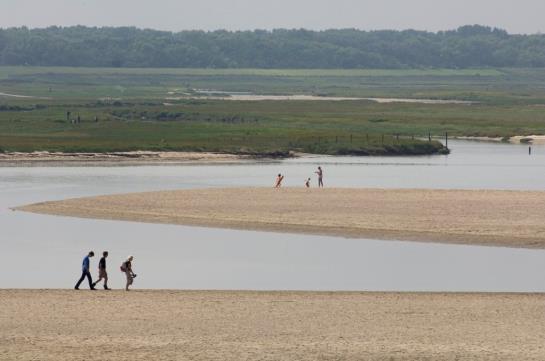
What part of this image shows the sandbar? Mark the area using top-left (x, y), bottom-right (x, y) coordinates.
top-left (0, 151), bottom-right (268, 165)
top-left (17, 187), bottom-right (545, 248)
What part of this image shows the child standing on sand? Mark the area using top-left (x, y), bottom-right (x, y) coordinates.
top-left (305, 178), bottom-right (311, 188)
top-left (275, 174), bottom-right (284, 188)
top-left (92, 251), bottom-right (110, 290)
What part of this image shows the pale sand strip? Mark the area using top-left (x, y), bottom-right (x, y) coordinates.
top-left (457, 135), bottom-right (545, 144)
top-left (0, 290), bottom-right (544, 360)
top-left (17, 188), bottom-right (545, 248)
top-left (0, 151), bottom-right (257, 164)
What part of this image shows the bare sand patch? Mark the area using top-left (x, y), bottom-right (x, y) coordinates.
top-left (0, 290), bottom-right (544, 361)
top-left (459, 135), bottom-right (545, 145)
top-left (510, 135), bottom-right (545, 145)
top-left (0, 151), bottom-right (258, 165)
top-left (17, 188), bottom-right (545, 248)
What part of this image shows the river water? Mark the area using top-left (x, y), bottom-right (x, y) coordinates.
top-left (1, 140), bottom-right (545, 291)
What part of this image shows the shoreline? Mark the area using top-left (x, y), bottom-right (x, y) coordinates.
top-left (456, 135), bottom-right (545, 144)
top-left (0, 150), bottom-right (289, 165)
top-left (0, 144), bottom-right (448, 164)
top-left (17, 187), bottom-right (545, 249)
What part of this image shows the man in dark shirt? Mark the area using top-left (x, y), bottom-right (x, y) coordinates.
top-left (75, 251), bottom-right (95, 290)
top-left (92, 251), bottom-right (110, 290)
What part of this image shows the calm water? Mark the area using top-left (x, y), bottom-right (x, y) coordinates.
top-left (1, 140), bottom-right (545, 291)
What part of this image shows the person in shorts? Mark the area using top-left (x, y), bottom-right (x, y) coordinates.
top-left (121, 255), bottom-right (136, 291)
top-left (92, 251), bottom-right (110, 290)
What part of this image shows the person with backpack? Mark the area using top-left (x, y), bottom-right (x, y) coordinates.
top-left (75, 251), bottom-right (95, 290)
top-left (120, 255), bottom-right (136, 291)
top-left (92, 251), bottom-right (110, 290)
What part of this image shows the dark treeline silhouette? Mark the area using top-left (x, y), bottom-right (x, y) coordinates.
top-left (1, 25), bottom-right (545, 69)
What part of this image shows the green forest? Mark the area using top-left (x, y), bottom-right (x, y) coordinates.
top-left (1, 25), bottom-right (545, 69)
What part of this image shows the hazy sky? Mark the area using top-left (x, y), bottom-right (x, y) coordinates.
top-left (2, 0), bottom-right (544, 34)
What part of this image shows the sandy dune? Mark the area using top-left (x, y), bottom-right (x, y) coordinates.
top-left (17, 187), bottom-right (545, 248)
top-left (0, 290), bottom-right (544, 361)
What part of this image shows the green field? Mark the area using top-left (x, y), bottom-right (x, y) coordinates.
top-left (1, 66), bottom-right (545, 155)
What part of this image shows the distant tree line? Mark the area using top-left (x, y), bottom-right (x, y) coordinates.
top-left (1, 25), bottom-right (544, 68)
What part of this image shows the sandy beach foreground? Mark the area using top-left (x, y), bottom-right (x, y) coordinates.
top-left (0, 290), bottom-right (544, 360)
top-left (18, 187), bottom-right (545, 248)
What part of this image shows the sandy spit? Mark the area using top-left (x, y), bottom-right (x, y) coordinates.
top-left (455, 135), bottom-right (545, 144)
top-left (510, 135), bottom-right (545, 145)
top-left (0, 151), bottom-right (260, 165)
top-left (17, 187), bottom-right (545, 248)
top-left (0, 290), bottom-right (544, 361)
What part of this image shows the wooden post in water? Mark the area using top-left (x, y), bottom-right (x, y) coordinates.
top-left (445, 132), bottom-right (448, 149)
top-left (428, 132), bottom-right (431, 141)
top-left (529, 146), bottom-right (532, 155)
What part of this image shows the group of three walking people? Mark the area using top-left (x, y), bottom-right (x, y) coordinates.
top-left (75, 251), bottom-right (136, 291)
